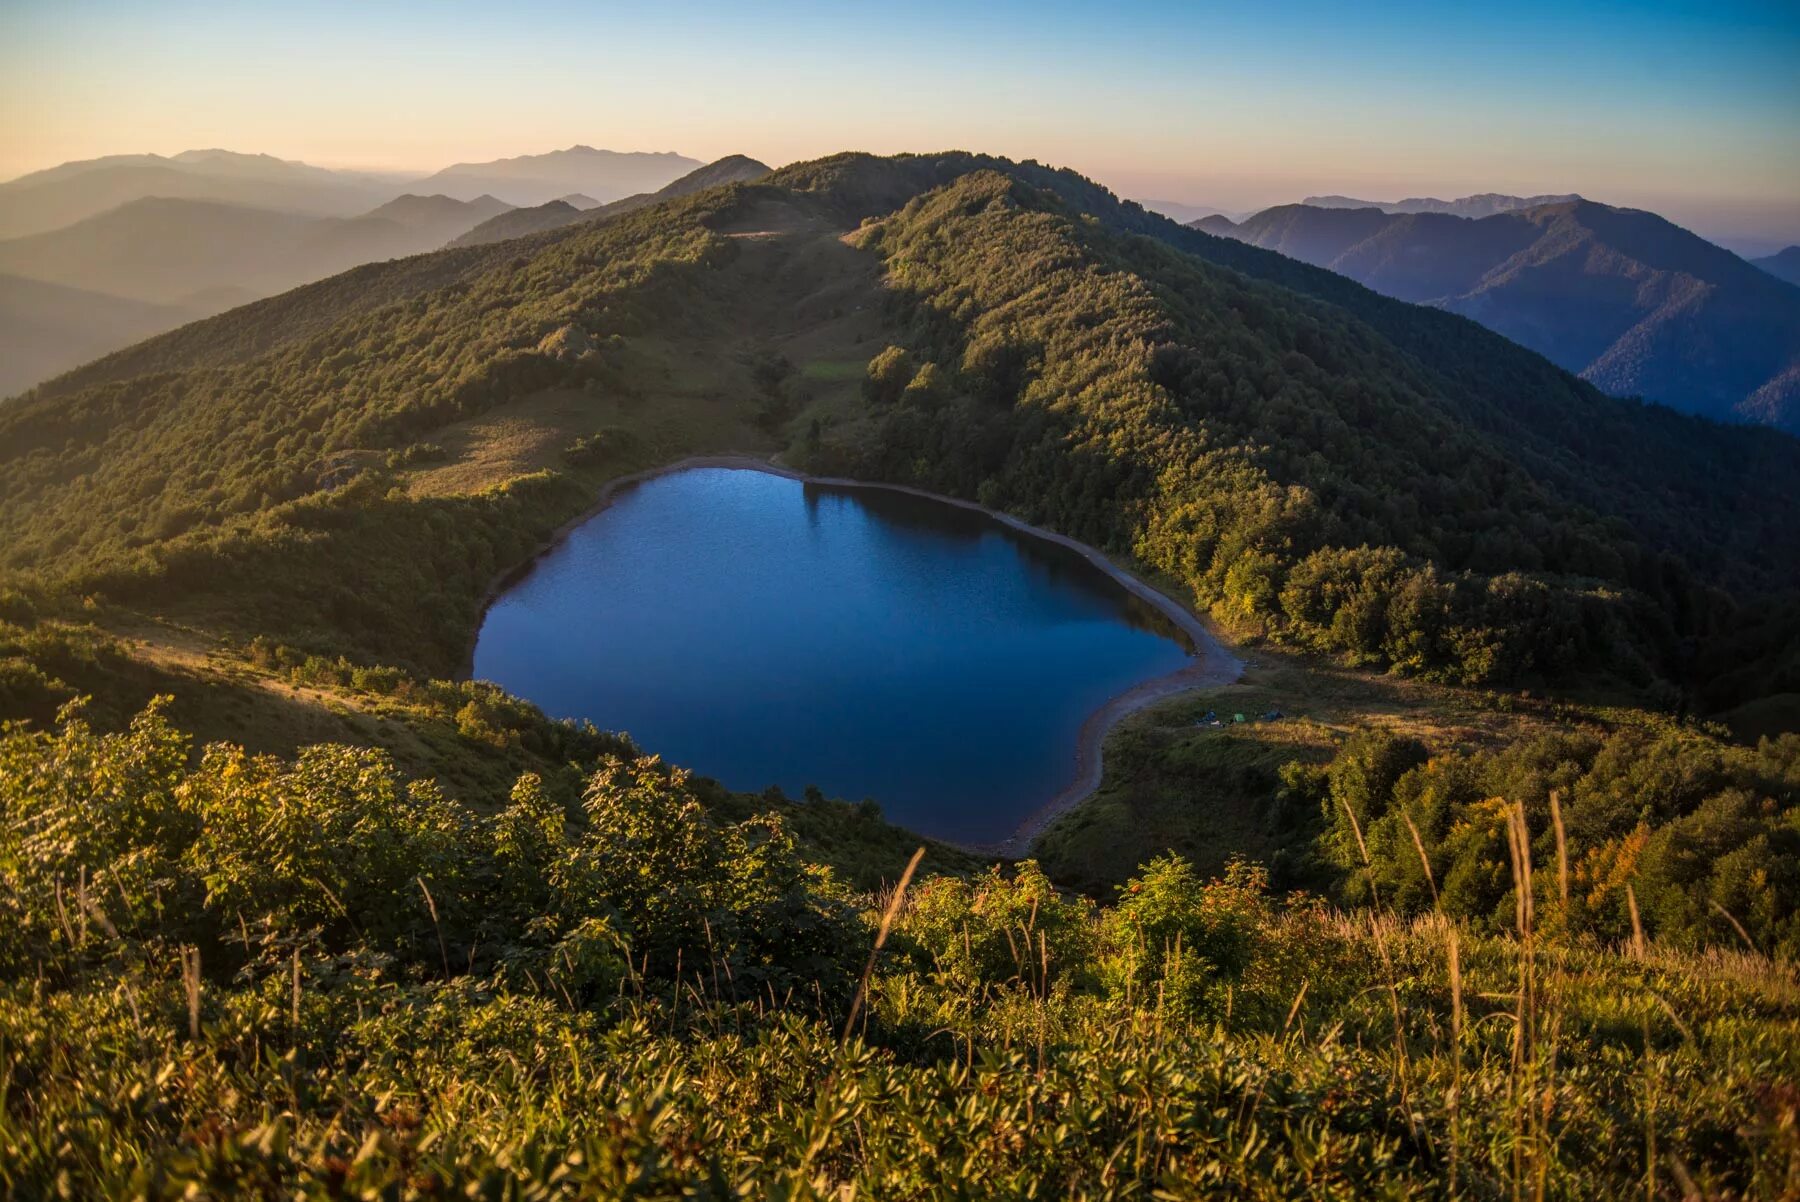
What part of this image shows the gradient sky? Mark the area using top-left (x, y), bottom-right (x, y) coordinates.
top-left (3, 0), bottom-right (1797, 242)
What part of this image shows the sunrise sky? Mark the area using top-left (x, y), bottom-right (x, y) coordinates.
top-left (4, 0), bottom-right (1797, 242)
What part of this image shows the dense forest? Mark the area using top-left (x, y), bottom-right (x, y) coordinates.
top-left (2, 151), bottom-right (1796, 1195)
top-left (791, 161), bottom-right (1800, 691)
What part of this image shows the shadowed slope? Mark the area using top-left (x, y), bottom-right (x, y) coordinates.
top-left (1199, 199), bottom-right (1800, 430)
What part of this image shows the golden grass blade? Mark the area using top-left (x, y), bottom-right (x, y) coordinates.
top-left (1548, 790), bottom-right (1569, 911)
top-left (1627, 884), bottom-right (1646, 961)
top-left (1709, 901), bottom-right (1759, 957)
top-left (1401, 810), bottom-right (1438, 907)
top-left (841, 846), bottom-right (925, 1046)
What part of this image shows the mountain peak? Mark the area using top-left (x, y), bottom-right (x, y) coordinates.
top-left (1205, 195), bottom-right (1800, 429)
top-left (416, 147), bottom-right (704, 206)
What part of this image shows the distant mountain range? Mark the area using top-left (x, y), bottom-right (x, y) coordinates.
top-left (0, 147), bottom-right (764, 396)
top-left (1133, 199), bottom-right (1250, 226)
top-left (1196, 199), bottom-right (1800, 431)
top-left (1301, 192), bottom-right (1583, 219)
top-left (1755, 246), bottom-right (1800, 287)
top-left (0, 193), bottom-right (510, 305)
top-left (450, 155), bottom-right (771, 247)
top-left (0, 275), bottom-right (205, 398)
top-left (411, 146), bottom-right (702, 206)
top-left (9, 147), bottom-right (1797, 434)
top-left (0, 145), bottom-right (706, 242)
top-left (0, 191), bottom-right (514, 394)
top-left (0, 149), bottom-right (398, 239)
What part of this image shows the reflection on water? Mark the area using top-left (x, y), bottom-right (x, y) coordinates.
top-left (473, 467), bottom-right (1192, 843)
top-left (807, 482), bottom-right (1193, 647)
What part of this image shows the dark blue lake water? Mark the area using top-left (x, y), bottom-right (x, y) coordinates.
top-left (471, 466), bottom-right (1193, 843)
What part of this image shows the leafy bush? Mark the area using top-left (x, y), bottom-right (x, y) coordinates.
top-left (3, 700), bottom-right (1795, 1197)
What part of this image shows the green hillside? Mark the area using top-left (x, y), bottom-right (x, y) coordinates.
top-left (4, 152), bottom-right (1796, 684)
top-left (3, 151), bottom-right (1797, 1196)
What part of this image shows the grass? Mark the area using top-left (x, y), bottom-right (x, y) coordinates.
top-left (798, 356), bottom-right (872, 382)
top-left (4, 851), bottom-right (1794, 1197)
top-left (1034, 643), bottom-right (1592, 896)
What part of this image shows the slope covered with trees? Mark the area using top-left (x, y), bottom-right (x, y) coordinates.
top-left (4, 152), bottom-right (1798, 693)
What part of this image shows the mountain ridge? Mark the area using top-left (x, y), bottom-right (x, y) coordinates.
top-left (5, 151), bottom-right (1797, 700)
top-left (0, 149), bottom-right (394, 238)
top-left (1197, 198), bottom-right (1800, 430)
top-left (450, 154), bottom-right (772, 248)
top-left (412, 145), bottom-right (703, 206)
top-left (0, 192), bottom-right (517, 395)
top-left (1302, 191), bottom-right (1583, 218)
top-left (0, 192), bottom-right (508, 305)
top-left (1754, 245), bottom-right (1800, 287)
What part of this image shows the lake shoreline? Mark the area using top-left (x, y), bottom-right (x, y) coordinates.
top-left (465, 453), bottom-right (1245, 857)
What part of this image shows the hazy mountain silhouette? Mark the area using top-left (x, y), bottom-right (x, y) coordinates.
top-left (1302, 192), bottom-right (1582, 219)
top-left (0, 193), bottom-right (510, 306)
top-left (362, 193), bottom-right (513, 228)
top-left (412, 145), bottom-right (701, 206)
top-left (1134, 198), bottom-right (1249, 225)
top-left (0, 274), bottom-right (203, 397)
top-left (0, 149), bottom-right (394, 239)
top-left (1198, 200), bottom-right (1800, 431)
top-left (1754, 246), bottom-right (1800, 287)
top-left (450, 155), bottom-right (771, 247)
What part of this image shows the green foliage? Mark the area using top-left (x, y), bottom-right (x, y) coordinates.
top-left (384, 441), bottom-right (446, 469)
top-left (3, 704), bottom-right (1797, 1197)
top-left (1097, 856), bottom-right (1272, 1020)
top-left (776, 161), bottom-right (1800, 699)
top-left (862, 343), bottom-right (913, 405)
top-left (4, 153), bottom-right (1795, 699)
top-left (899, 859), bottom-right (1096, 991)
top-left (1327, 725), bottom-right (1800, 955)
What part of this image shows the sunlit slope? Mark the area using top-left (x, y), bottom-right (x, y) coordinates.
top-left (2, 152), bottom-right (1796, 690)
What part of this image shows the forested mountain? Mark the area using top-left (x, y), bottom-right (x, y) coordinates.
top-left (1303, 191), bottom-right (1582, 218)
top-left (0, 148), bottom-right (395, 238)
top-left (1198, 199), bottom-right (1800, 430)
top-left (1756, 244), bottom-right (1800, 286)
top-left (450, 154), bottom-right (771, 247)
top-left (412, 145), bottom-right (701, 205)
top-left (4, 150), bottom-right (1798, 692)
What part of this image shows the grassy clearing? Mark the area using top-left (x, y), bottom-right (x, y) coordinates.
top-left (798, 356), bottom-right (871, 382)
top-left (1036, 645), bottom-right (1625, 896)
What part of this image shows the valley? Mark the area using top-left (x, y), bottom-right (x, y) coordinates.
top-left (1197, 198), bottom-right (1800, 431)
top-left (2, 147), bottom-right (1796, 1197)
